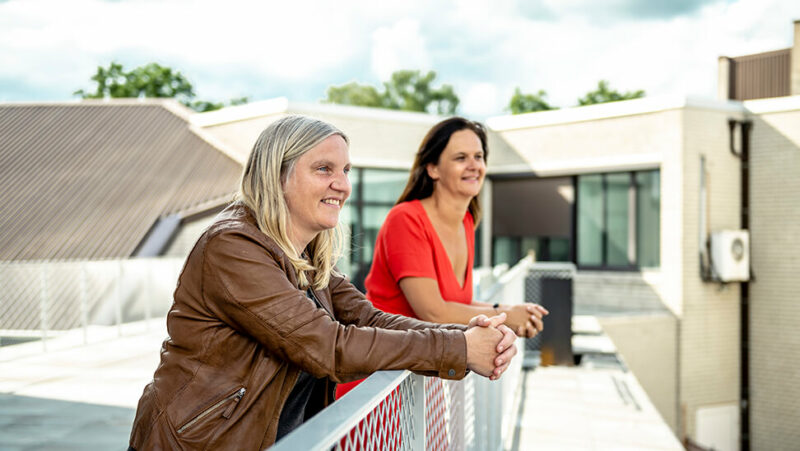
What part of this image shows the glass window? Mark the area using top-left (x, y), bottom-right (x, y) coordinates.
top-left (362, 169), bottom-right (409, 203)
top-left (493, 237), bottom-right (519, 266)
top-left (576, 170), bottom-right (660, 269)
top-left (342, 167), bottom-right (409, 290)
top-left (548, 237), bottom-right (571, 262)
top-left (577, 175), bottom-right (603, 266)
top-left (636, 170), bottom-right (660, 267)
top-left (520, 237), bottom-right (541, 261)
top-left (605, 173), bottom-right (631, 266)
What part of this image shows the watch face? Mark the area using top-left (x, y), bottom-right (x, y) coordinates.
top-left (731, 237), bottom-right (745, 262)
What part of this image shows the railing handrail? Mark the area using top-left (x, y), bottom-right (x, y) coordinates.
top-left (271, 370), bottom-right (411, 451)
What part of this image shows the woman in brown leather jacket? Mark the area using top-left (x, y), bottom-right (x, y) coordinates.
top-left (128, 115), bottom-right (517, 450)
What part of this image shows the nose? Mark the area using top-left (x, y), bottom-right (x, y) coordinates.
top-left (331, 171), bottom-right (351, 197)
top-left (468, 156), bottom-right (484, 171)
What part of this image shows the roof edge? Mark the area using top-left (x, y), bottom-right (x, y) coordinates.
top-left (743, 95), bottom-right (800, 114)
top-left (287, 101), bottom-right (445, 125)
top-left (486, 95), bottom-right (745, 131)
top-left (190, 97), bottom-right (290, 127)
top-left (190, 97), bottom-right (446, 127)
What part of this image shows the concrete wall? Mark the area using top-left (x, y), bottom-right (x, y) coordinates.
top-left (598, 313), bottom-right (679, 433)
top-left (680, 107), bottom-right (745, 443)
top-left (746, 99), bottom-right (800, 450)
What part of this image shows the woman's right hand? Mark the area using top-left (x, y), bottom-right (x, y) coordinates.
top-left (503, 304), bottom-right (549, 338)
top-left (464, 325), bottom-right (504, 378)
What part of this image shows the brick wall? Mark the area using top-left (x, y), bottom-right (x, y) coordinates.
top-left (574, 270), bottom-right (667, 314)
top-left (680, 107), bottom-right (744, 442)
top-left (747, 105), bottom-right (800, 450)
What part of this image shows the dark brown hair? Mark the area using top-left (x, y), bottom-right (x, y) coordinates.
top-left (396, 117), bottom-right (488, 225)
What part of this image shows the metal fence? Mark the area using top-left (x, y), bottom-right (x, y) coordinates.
top-left (272, 256), bottom-right (533, 451)
top-left (0, 258), bottom-right (183, 349)
top-left (523, 262), bottom-right (576, 353)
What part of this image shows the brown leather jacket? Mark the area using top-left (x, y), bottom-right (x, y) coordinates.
top-left (129, 204), bottom-right (468, 450)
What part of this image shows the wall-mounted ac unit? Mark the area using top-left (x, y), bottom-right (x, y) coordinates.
top-left (711, 230), bottom-right (750, 282)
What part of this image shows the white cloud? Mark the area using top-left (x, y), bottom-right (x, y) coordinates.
top-left (370, 20), bottom-right (430, 81)
top-left (1, 0), bottom-right (799, 114)
top-left (460, 82), bottom-right (500, 118)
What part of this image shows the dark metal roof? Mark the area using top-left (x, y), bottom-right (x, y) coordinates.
top-left (0, 100), bottom-right (242, 260)
top-left (726, 48), bottom-right (791, 100)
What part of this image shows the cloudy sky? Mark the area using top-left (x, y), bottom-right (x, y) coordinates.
top-left (1, 0), bottom-right (799, 118)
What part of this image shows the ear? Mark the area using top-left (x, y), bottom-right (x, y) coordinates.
top-left (426, 163), bottom-right (440, 181)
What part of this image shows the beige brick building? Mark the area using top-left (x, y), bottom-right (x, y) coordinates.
top-left (188, 85), bottom-right (797, 450)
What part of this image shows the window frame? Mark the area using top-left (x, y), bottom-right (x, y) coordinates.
top-left (573, 169), bottom-right (659, 271)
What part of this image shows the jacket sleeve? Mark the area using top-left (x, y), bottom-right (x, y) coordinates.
top-left (201, 230), bottom-right (468, 383)
top-left (328, 272), bottom-right (467, 332)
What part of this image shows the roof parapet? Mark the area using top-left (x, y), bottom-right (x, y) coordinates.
top-left (486, 95), bottom-right (744, 131)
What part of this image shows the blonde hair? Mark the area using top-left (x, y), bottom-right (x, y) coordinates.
top-left (236, 115), bottom-right (349, 290)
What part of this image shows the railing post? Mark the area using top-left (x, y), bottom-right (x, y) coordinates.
top-left (411, 373), bottom-right (426, 450)
top-left (144, 260), bottom-right (151, 329)
top-left (80, 263), bottom-right (88, 344)
top-left (116, 261), bottom-right (123, 337)
top-left (473, 376), bottom-right (486, 449)
top-left (39, 265), bottom-right (48, 352)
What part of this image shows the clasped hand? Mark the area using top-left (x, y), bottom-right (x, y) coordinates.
top-left (464, 313), bottom-right (518, 380)
top-left (505, 303), bottom-right (549, 339)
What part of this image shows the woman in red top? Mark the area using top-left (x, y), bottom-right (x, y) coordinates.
top-left (336, 117), bottom-right (548, 399)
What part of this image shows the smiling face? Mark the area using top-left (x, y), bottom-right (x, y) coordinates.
top-left (283, 134), bottom-right (351, 252)
top-left (426, 129), bottom-right (486, 199)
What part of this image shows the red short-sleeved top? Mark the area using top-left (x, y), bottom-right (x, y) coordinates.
top-left (365, 199), bottom-right (474, 318)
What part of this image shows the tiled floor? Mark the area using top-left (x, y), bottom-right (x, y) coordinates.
top-left (0, 317), bottom-right (683, 450)
top-left (0, 321), bottom-right (165, 450)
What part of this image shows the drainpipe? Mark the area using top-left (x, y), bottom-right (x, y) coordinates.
top-left (728, 118), bottom-right (752, 451)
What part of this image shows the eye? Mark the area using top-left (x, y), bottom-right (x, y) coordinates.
top-left (317, 166), bottom-right (331, 173)
top-left (343, 166), bottom-right (351, 175)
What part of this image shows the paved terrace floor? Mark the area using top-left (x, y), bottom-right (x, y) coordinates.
top-left (0, 318), bottom-right (682, 450)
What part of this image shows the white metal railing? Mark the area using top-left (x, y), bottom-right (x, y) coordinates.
top-left (272, 256), bottom-right (533, 451)
top-left (0, 258), bottom-right (183, 351)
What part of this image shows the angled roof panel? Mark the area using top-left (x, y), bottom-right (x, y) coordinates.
top-left (0, 101), bottom-right (242, 261)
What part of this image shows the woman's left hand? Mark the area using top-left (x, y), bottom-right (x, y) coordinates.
top-left (468, 313), bottom-right (518, 380)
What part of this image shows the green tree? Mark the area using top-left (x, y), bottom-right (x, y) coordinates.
top-left (577, 80), bottom-right (644, 106)
top-left (75, 62), bottom-right (247, 112)
top-left (325, 70), bottom-right (459, 115)
top-left (326, 82), bottom-right (384, 108)
top-left (508, 87), bottom-right (556, 114)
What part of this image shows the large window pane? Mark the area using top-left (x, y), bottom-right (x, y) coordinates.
top-left (637, 170), bottom-right (660, 267)
top-left (493, 236), bottom-right (519, 266)
top-left (362, 169), bottom-right (409, 203)
top-left (520, 237), bottom-right (541, 261)
top-left (577, 174), bottom-right (603, 265)
top-left (358, 205), bottom-right (393, 277)
top-left (548, 237), bottom-right (570, 262)
top-left (605, 173), bottom-right (631, 266)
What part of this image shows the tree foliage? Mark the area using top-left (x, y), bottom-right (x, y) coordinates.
top-left (326, 70), bottom-right (459, 115)
top-left (508, 87), bottom-right (556, 114)
top-left (74, 62), bottom-right (247, 112)
top-left (577, 80), bottom-right (644, 106)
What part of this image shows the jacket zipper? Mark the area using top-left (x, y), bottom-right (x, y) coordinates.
top-left (177, 387), bottom-right (246, 433)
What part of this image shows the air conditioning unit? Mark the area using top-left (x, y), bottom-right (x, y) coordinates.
top-left (710, 230), bottom-right (750, 282)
